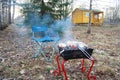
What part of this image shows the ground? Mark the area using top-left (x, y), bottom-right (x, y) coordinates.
top-left (0, 24), bottom-right (120, 80)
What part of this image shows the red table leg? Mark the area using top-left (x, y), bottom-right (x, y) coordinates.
top-left (87, 59), bottom-right (96, 80)
top-left (54, 56), bottom-right (96, 80)
top-left (81, 59), bottom-right (86, 73)
top-left (54, 55), bottom-right (62, 76)
top-left (62, 60), bottom-right (68, 80)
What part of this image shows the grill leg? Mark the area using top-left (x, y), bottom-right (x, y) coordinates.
top-left (87, 59), bottom-right (96, 80)
top-left (62, 60), bottom-right (68, 80)
top-left (81, 59), bottom-right (86, 73)
top-left (54, 56), bottom-right (96, 80)
top-left (54, 55), bottom-right (62, 76)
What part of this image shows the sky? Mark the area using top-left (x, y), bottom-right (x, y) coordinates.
top-left (12, 0), bottom-right (116, 18)
top-left (73, 0), bottom-right (115, 11)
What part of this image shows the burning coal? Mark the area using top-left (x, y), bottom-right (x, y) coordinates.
top-left (58, 41), bottom-right (87, 50)
top-left (58, 41), bottom-right (93, 60)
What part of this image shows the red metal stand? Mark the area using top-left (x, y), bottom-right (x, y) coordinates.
top-left (54, 55), bottom-right (96, 80)
top-left (54, 55), bottom-right (62, 76)
top-left (87, 59), bottom-right (96, 80)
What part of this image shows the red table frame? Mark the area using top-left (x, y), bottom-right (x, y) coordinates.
top-left (54, 55), bottom-right (96, 80)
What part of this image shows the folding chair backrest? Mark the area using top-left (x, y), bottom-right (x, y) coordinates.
top-left (32, 26), bottom-right (48, 39)
top-left (32, 25), bottom-right (48, 32)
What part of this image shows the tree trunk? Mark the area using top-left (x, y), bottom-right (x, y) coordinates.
top-left (8, 0), bottom-right (11, 24)
top-left (87, 0), bottom-right (92, 34)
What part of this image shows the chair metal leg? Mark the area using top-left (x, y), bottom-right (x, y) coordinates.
top-left (33, 42), bottom-right (42, 58)
top-left (41, 42), bottom-right (55, 62)
top-left (41, 50), bottom-right (54, 62)
top-left (53, 42), bottom-right (59, 54)
top-left (34, 48), bottom-right (42, 58)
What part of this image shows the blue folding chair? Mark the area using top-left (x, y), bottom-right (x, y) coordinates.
top-left (32, 25), bottom-right (59, 62)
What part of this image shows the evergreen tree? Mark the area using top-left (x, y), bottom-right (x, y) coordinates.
top-left (21, 0), bottom-right (72, 22)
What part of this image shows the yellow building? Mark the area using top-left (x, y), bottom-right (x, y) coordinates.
top-left (72, 8), bottom-right (104, 26)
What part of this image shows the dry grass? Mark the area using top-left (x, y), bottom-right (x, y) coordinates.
top-left (72, 25), bottom-right (120, 79)
top-left (0, 24), bottom-right (120, 80)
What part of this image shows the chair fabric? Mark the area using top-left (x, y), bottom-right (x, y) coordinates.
top-left (32, 25), bottom-right (59, 62)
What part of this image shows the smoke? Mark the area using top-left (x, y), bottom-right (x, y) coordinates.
top-left (23, 13), bottom-right (54, 27)
top-left (13, 13), bottom-right (75, 42)
top-left (50, 17), bottom-right (75, 41)
top-left (13, 15), bottom-right (31, 37)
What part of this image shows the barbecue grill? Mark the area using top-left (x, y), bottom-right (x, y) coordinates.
top-left (54, 41), bottom-right (96, 80)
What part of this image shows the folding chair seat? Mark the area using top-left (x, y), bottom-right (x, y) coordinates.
top-left (32, 25), bottom-right (59, 62)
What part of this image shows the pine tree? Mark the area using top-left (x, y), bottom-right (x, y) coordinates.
top-left (22, 0), bottom-right (72, 21)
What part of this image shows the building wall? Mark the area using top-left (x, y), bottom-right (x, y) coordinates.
top-left (72, 9), bottom-right (94, 24)
top-left (72, 9), bottom-right (83, 24)
top-left (82, 11), bottom-right (89, 23)
top-left (72, 8), bottom-right (104, 25)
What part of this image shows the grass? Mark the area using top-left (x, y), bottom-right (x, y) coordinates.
top-left (0, 24), bottom-right (120, 79)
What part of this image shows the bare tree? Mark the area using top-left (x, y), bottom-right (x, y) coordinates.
top-left (106, 0), bottom-right (120, 24)
top-left (87, 0), bottom-right (92, 34)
